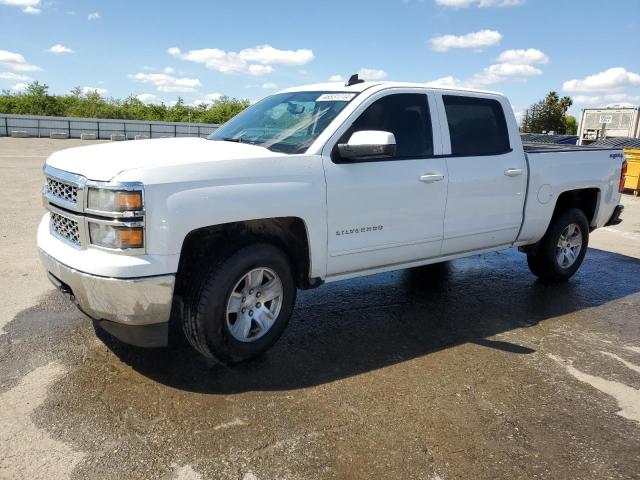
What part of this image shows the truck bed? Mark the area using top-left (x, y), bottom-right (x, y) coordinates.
top-left (523, 143), bottom-right (617, 154)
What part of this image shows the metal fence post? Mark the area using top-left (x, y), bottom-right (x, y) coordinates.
top-left (68, 120), bottom-right (71, 138)
top-left (37, 118), bottom-right (41, 138)
top-left (174, 124), bottom-right (177, 137)
top-left (124, 122), bottom-right (127, 140)
top-left (149, 123), bottom-right (152, 138)
top-left (97, 121), bottom-right (100, 139)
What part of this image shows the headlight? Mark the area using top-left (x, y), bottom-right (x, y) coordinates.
top-left (87, 187), bottom-right (143, 214)
top-left (89, 222), bottom-right (144, 249)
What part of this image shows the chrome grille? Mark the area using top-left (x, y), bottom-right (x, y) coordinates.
top-left (46, 177), bottom-right (79, 204)
top-left (50, 212), bottom-right (81, 246)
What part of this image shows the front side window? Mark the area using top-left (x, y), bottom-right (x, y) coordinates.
top-left (209, 92), bottom-right (355, 154)
top-left (338, 93), bottom-right (434, 159)
top-left (443, 95), bottom-right (510, 156)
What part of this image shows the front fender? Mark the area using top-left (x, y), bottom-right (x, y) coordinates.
top-left (116, 155), bottom-right (328, 279)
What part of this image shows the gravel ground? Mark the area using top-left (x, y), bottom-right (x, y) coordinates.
top-left (1, 137), bottom-right (639, 480)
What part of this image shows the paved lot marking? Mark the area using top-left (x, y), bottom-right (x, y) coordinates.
top-left (601, 351), bottom-right (640, 374)
top-left (172, 464), bottom-right (203, 480)
top-left (0, 362), bottom-right (84, 480)
top-left (549, 353), bottom-right (640, 424)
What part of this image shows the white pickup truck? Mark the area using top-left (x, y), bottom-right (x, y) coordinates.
top-left (38, 76), bottom-right (626, 363)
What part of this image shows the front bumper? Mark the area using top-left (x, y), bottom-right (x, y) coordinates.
top-left (39, 249), bottom-right (175, 347)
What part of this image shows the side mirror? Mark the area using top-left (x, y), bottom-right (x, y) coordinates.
top-left (338, 130), bottom-right (396, 160)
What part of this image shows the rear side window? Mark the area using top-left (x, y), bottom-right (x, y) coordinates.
top-left (340, 93), bottom-right (434, 159)
top-left (443, 95), bottom-right (510, 156)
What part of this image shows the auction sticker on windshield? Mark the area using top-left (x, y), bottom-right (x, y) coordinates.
top-left (317, 93), bottom-right (357, 102)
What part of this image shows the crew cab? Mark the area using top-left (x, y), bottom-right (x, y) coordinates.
top-left (38, 77), bottom-right (626, 363)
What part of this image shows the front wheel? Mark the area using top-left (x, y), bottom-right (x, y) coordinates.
top-left (526, 208), bottom-right (589, 282)
top-left (183, 243), bottom-right (296, 364)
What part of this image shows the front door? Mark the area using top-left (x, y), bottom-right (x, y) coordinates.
top-left (322, 91), bottom-right (448, 276)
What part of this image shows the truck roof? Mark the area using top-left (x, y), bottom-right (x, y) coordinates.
top-left (281, 81), bottom-right (504, 97)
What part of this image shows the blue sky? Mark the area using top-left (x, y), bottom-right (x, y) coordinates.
top-left (1, 0), bottom-right (639, 119)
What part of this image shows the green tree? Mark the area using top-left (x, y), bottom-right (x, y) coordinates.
top-left (520, 91), bottom-right (574, 134)
top-left (0, 81), bottom-right (249, 124)
top-left (565, 115), bottom-right (578, 135)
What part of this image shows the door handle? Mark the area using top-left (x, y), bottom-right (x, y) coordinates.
top-left (419, 173), bottom-right (445, 183)
top-left (504, 168), bottom-right (524, 177)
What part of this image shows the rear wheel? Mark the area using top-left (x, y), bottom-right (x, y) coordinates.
top-left (526, 208), bottom-right (589, 282)
top-left (182, 243), bottom-right (296, 364)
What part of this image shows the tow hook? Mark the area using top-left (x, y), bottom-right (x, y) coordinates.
top-left (47, 272), bottom-right (78, 305)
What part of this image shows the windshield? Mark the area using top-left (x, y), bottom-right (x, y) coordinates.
top-left (208, 91), bottom-right (356, 154)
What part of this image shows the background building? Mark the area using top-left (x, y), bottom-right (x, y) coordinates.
top-left (577, 107), bottom-right (640, 145)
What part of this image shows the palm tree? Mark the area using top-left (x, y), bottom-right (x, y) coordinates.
top-left (560, 96), bottom-right (573, 114)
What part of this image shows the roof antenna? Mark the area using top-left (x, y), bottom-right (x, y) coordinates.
top-left (345, 73), bottom-right (365, 87)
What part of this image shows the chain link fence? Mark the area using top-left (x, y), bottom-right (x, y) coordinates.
top-left (0, 113), bottom-right (219, 140)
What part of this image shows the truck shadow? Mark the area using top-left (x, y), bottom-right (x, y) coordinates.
top-left (97, 247), bottom-right (640, 393)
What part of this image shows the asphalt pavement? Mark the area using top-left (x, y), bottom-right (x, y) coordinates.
top-left (1, 137), bottom-right (639, 480)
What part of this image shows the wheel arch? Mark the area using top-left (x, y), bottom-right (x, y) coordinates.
top-left (174, 217), bottom-right (317, 300)
top-left (551, 187), bottom-right (600, 228)
top-left (519, 187), bottom-right (599, 256)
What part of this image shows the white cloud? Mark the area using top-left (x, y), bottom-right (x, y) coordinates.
top-left (480, 63), bottom-right (542, 79)
top-left (435, 0), bottom-right (523, 7)
top-left (66, 10), bottom-right (76, 15)
top-left (328, 74), bottom-right (344, 82)
top-left (573, 93), bottom-right (640, 107)
top-left (162, 67), bottom-right (175, 74)
top-left (0, 49), bottom-right (40, 71)
top-left (427, 65), bottom-right (540, 89)
top-left (48, 44), bottom-right (74, 54)
top-left (136, 93), bottom-right (160, 104)
top-left (496, 48), bottom-right (548, 65)
top-left (0, 71), bottom-right (30, 81)
top-left (261, 82), bottom-right (278, 89)
top-left (12, 82), bottom-right (28, 91)
top-left (425, 76), bottom-right (462, 88)
top-left (0, 0), bottom-right (41, 14)
top-left (248, 64), bottom-right (274, 76)
top-left (192, 92), bottom-right (223, 106)
top-left (427, 63), bottom-right (541, 88)
top-left (129, 72), bottom-right (202, 92)
top-left (430, 29), bottom-right (502, 52)
top-left (427, 46), bottom-right (548, 88)
top-left (87, 11), bottom-right (100, 20)
top-left (168, 44), bottom-right (314, 76)
top-left (238, 45), bottom-right (314, 66)
top-left (82, 86), bottom-right (108, 96)
top-left (562, 67), bottom-right (640, 93)
top-left (358, 68), bottom-right (387, 80)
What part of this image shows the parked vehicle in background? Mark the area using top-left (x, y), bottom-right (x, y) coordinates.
top-left (38, 75), bottom-right (626, 363)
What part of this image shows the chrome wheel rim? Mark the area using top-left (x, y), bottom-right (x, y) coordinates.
top-left (556, 223), bottom-right (583, 269)
top-left (225, 267), bottom-right (283, 342)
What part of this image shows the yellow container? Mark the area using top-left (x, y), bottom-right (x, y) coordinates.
top-left (624, 148), bottom-right (640, 196)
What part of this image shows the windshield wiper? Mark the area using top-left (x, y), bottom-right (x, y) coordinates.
top-left (221, 137), bottom-right (242, 143)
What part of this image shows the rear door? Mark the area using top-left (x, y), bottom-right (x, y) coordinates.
top-left (436, 93), bottom-right (527, 255)
top-left (322, 90), bottom-right (448, 276)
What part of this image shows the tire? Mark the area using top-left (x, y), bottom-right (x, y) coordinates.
top-left (183, 243), bottom-right (296, 364)
top-left (526, 208), bottom-right (589, 282)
